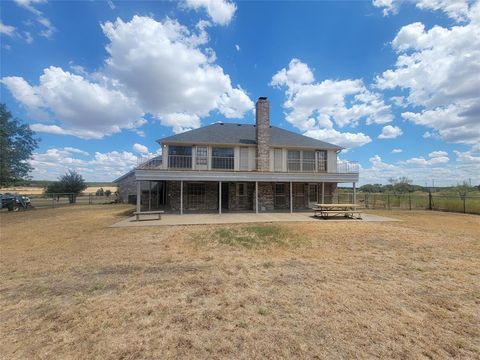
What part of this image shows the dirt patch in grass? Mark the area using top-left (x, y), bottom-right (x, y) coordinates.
top-left (0, 206), bottom-right (479, 359)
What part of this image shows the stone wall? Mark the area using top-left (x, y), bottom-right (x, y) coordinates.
top-left (228, 182), bottom-right (255, 211)
top-left (258, 182), bottom-right (274, 211)
top-left (116, 171), bottom-right (136, 203)
top-left (255, 97), bottom-right (270, 171)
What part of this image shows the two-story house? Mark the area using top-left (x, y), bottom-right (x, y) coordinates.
top-left (115, 97), bottom-right (359, 214)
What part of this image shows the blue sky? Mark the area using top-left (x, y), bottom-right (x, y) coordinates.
top-left (1, 0), bottom-right (479, 185)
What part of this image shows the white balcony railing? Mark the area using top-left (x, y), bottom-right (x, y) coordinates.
top-left (137, 155), bottom-right (359, 174)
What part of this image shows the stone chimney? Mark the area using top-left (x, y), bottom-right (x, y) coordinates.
top-left (256, 97), bottom-right (270, 171)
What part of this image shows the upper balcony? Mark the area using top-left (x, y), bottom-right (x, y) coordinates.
top-left (137, 155), bottom-right (359, 174)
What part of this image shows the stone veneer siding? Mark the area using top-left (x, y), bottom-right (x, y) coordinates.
top-left (116, 172), bottom-right (136, 203)
top-left (255, 98), bottom-right (270, 172)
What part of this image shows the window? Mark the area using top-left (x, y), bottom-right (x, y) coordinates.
top-left (287, 150), bottom-right (301, 172)
top-left (168, 146), bottom-right (192, 168)
top-left (275, 183), bottom-right (286, 194)
top-left (303, 151), bottom-right (315, 172)
top-left (317, 150), bottom-right (327, 172)
top-left (239, 148), bottom-right (249, 170)
top-left (212, 147), bottom-right (234, 169)
top-left (237, 183), bottom-right (246, 196)
top-left (196, 146), bottom-right (207, 165)
top-left (186, 183), bottom-right (206, 210)
top-left (274, 148), bottom-right (283, 172)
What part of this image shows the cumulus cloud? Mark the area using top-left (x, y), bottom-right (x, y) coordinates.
top-left (29, 148), bottom-right (140, 181)
top-left (271, 58), bottom-right (391, 148)
top-left (392, 148), bottom-right (403, 153)
top-left (101, 16), bottom-right (253, 132)
top-left (304, 129), bottom-right (372, 149)
top-left (182, 0), bottom-right (237, 25)
top-left (133, 143), bottom-right (149, 154)
top-left (2, 67), bottom-right (145, 139)
top-left (2, 15), bottom-right (253, 138)
top-left (235, 44), bottom-right (240, 51)
top-left (404, 151), bottom-right (450, 166)
top-left (378, 125), bottom-right (403, 139)
top-left (375, 1), bottom-right (480, 149)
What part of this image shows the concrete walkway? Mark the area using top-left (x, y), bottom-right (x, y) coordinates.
top-left (110, 212), bottom-right (399, 227)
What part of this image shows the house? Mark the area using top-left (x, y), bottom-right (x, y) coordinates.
top-left (115, 97), bottom-right (359, 214)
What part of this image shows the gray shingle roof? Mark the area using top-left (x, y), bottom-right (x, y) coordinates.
top-left (157, 123), bottom-right (342, 150)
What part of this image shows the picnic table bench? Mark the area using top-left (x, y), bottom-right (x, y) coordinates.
top-left (313, 203), bottom-right (362, 219)
top-left (133, 210), bottom-right (164, 221)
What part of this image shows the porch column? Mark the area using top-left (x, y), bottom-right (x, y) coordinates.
top-left (219, 181), bottom-right (222, 214)
top-left (136, 181), bottom-right (141, 213)
top-left (290, 181), bottom-right (293, 214)
top-left (321, 182), bottom-right (325, 203)
top-left (180, 180), bottom-right (183, 215)
top-left (255, 181), bottom-right (258, 214)
top-left (353, 182), bottom-right (356, 204)
top-left (148, 181), bottom-right (152, 211)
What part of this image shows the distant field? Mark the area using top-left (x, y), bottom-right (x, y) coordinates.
top-left (0, 186), bottom-right (118, 195)
top-left (1, 206), bottom-right (478, 359)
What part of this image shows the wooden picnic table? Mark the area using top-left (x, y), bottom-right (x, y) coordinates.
top-left (313, 203), bottom-right (362, 219)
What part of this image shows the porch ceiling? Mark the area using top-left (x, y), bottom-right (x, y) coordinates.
top-left (135, 169), bottom-right (359, 183)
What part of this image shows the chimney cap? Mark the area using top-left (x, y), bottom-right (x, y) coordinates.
top-left (258, 96), bottom-right (268, 101)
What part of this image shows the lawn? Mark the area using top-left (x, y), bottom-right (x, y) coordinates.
top-left (1, 206), bottom-right (479, 359)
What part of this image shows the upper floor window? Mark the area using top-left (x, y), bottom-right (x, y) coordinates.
top-left (212, 147), bottom-right (234, 169)
top-left (317, 150), bottom-right (327, 172)
top-left (287, 150), bottom-right (301, 172)
top-left (168, 146), bottom-right (192, 169)
top-left (196, 146), bottom-right (208, 165)
top-left (303, 151), bottom-right (315, 172)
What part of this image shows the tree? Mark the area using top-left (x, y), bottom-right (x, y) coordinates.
top-left (96, 187), bottom-right (105, 196)
top-left (105, 189), bottom-right (112, 197)
top-left (0, 103), bottom-right (39, 186)
top-left (388, 176), bottom-right (414, 194)
top-left (46, 170), bottom-right (87, 203)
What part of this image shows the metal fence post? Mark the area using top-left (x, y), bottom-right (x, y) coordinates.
top-left (387, 194), bottom-right (390, 210)
top-left (52, 195), bottom-right (55, 208)
top-left (428, 191), bottom-right (432, 210)
top-left (409, 195), bottom-right (412, 210)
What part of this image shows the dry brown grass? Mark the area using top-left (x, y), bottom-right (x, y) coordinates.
top-left (1, 206), bottom-right (479, 359)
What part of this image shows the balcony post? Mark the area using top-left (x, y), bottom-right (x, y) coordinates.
top-left (353, 182), bottom-right (356, 204)
top-left (322, 182), bottom-right (325, 204)
top-left (136, 181), bottom-right (141, 213)
top-left (255, 181), bottom-right (258, 214)
top-left (180, 180), bottom-right (183, 215)
top-left (219, 181), bottom-right (222, 214)
top-left (148, 180), bottom-right (152, 211)
top-left (290, 181), bottom-right (293, 213)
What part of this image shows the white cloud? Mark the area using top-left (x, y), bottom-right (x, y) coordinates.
top-left (360, 153), bottom-right (479, 186)
top-left (235, 44), bottom-right (240, 51)
top-left (271, 59), bottom-right (392, 149)
top-left (404, 151), bottom-right (450, 166)
top-left (0, 22), bottom-right (16, 36)
top-left (372, 0), bottom-right (472, 21)
top-left (304, 129), bottom-right (372, 149)
top-left (2, 67), bottom-right (145, 139)
top-left (429, 150), bottom-right (448, 158)
top-left (272, 59), bottom-right (393, 130)
top-left (101, 16), bottom-right (253, 130)
top-left (378, 125), bottom-right (403, 139)
top-left (392, 148), bottom-right (403, 153)
top-left (14, 0), bottom-right (55, 38)
top-left (29, 148), bottom-right (140, 181)
top-left (133, 143), bottom-right (149, 154)
top-left (182, 0), bottom-right (237, 26)
top-left (454, 150), bottom-right (480, 163)
top-left (376, 1), bottom-right (480, 149)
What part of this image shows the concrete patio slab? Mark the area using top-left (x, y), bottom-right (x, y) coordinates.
top-left (110, 212), bottom-right (399, 227)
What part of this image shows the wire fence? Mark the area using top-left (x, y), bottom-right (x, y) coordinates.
top-left (23, 193), bottom-right (118, 209)
top-left (335, 192), bottom-right (480, 215)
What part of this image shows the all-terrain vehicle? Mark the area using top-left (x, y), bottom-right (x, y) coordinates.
top-left (0, 193), bottom-right (31, 211)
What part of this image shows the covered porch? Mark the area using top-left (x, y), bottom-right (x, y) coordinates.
top-left (134, 180), bottom-right (357, 215)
